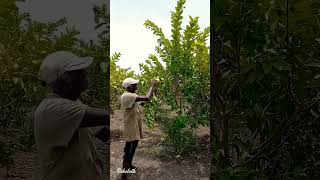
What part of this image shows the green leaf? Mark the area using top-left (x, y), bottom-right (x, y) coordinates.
top-left (263, 63), bottom-right (273, 74)
top-left (273, 60), bottom-right (291, 71)
top-left (100, 62), bottom-right (108, 73)
top-left (306, 62), bottom-right (320, 68)
top-left (314, 74), bottom-right (320, 79)
top-left (12, 77), bottom-right (19, 84)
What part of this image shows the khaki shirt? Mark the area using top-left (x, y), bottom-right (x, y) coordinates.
top-left (120, 92), bottom-right (144, 142)
top-left (34, 94), bottom-right (103, 180)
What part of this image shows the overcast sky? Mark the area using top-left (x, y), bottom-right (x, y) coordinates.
top-left (111, 0), bottom-right (210, 73)
top-left (17, 0), bottom-right (107, 42)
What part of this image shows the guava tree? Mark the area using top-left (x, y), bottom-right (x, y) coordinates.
top-left (139, 0), bottom-right (210, 154)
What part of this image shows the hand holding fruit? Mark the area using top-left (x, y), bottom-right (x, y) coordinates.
top-left (151, 79), bottom-right (158, 87)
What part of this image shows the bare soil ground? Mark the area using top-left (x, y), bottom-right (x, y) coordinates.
top-left (0, 110), bottom-right (210, 180)
top-left (110, 110), bottom-right (210, 180)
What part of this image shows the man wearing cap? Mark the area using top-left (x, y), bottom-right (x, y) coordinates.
top-left (120, 77), bottom-right (157, 176)
top-left (34, 51), bottom-right (109, 180)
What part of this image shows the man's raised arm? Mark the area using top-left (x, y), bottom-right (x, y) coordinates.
top-left (80, 106), bottom-right (110, 127)
top-left (136, 80), bottom-right (157, 102)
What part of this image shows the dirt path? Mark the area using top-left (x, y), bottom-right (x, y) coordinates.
top-left (110, 110), bottom-right (210, 180)
top-left (0, 110), bottom-right (210, 180)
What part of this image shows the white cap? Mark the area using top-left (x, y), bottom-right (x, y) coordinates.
top-left (38, 51), bottom-right (93, 85)
top-left (122, 77), bottom-right (139, 88)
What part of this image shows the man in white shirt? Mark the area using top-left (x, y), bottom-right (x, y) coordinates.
top-left (120, 78), bottom-right (157, 178)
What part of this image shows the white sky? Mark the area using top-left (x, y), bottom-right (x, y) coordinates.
top-left (111, 0), bottom-right (210, 73)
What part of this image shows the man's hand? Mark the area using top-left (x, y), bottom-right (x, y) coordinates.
top-left (135, 80), bottom-right (158, 102)
top-left (140, 131), bottom-right (144, 139)
top-left (151, 79), bottom-right (158, 87)
top-left (150, 79), bottom-right (158, 94)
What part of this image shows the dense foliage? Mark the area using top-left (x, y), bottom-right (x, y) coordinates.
top-left (141, 0), bottom-right (210, 155)
top-left (110, 0), bottom-right (210, 155)
top-left (0, 0), bottom-right (109, 171)
top-left (211, 0), bottom-right (320, 179)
